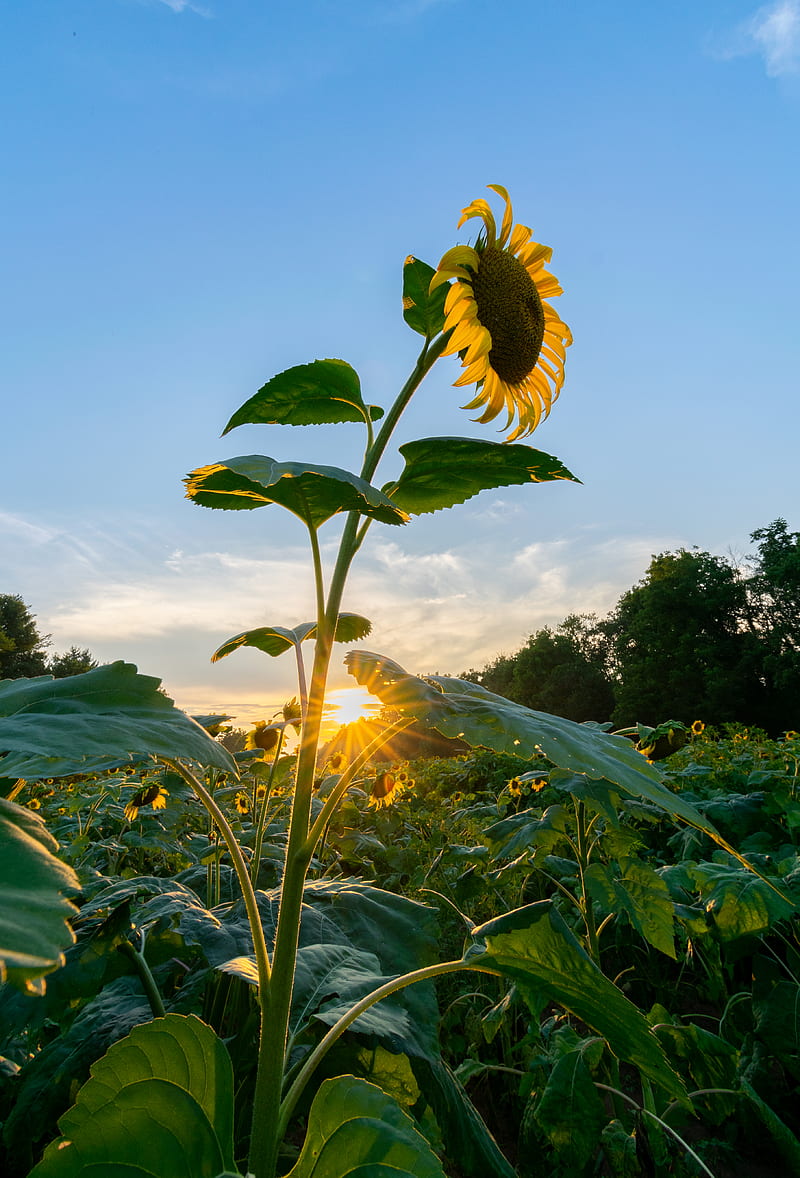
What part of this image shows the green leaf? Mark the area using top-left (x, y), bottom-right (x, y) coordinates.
top-left (185, 456), bottom-right (409, 528)
top-left (484, 804), bottom-right (569, 863)
top-left (212, 614), bottom-right (372, 662)
top-left (0, 798), bottom-right (79, 994)
top-left (410, 1057), bottom-right (516, 1178)
top-left (741, 1078), bottom-right (800, 1171)
top-left (467, 901), bottom-right (685, 1099)
top-left (343, 652), bottom-right (715, 827)
top-left (222, 358), bottom-right (383, 433)
top-left (386, 437), bottom-right (579, 515)
top-left (402, 257), bottom-right (448, 339)
top-left (286, 1075), bottom-right (446, 1178)
top-left (584, 858), bottom-right (676, 958)
top-left (31, 1014), bottom-right (236, 1178)
top-left (0, 662), bottom-right (236, 779)
top-left (688, 860), bottom-right (795, 940)
top-left (534, 1048), bottom-right (607, 1169)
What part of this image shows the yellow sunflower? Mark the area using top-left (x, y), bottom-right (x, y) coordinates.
top-left (432, 184), bottom-right (572, 441)
top-left (234, 791), bottom-right (251, 815)
top-left (369, 771), bottom-right (407, 810)
top-left (124, 784), bottom-right (169, 822)
top-left (691, 720), bottom-right (705, 736)
top-left (245, 721), bottom-right (279, 754)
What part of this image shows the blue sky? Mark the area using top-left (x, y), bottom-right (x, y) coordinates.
top-left (2, 0), bottom-right (799, 727)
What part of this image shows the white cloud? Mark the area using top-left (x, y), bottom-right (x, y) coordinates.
top-left (145, 0), bottom-right (212, 16)
top-left (716, 1), bottom-right (800, 77)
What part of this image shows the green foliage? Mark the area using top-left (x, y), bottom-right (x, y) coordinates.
top-left (0, 596), bottom-right (50, 679)
top-left (185, 456), bottom-right (409, 528)
top-left (30, 1015), bottom-right (236, 1178)
top-left (0, 799), bottom-right (79, 994)
top-left (222, 358), bottom-right (383, 433)
top-left (385, 438), bottom-right (578, 515)
top-left (0, 662), bottom-right (236, 780)
top-left (286, 1075), bottom-right (445, 1178)
top-left (212, 615), bottom-right (372, 663)
top-left (402, 257), bottom-right (448, 339)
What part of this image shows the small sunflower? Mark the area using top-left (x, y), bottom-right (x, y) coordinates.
top-left (785, 730), bottom-right (799, 742)
top-left (325, 752), bottom-right (348, 774)
top-left (27, 798), bottom-right (42, 811)
top-left (369, 771), bottom-right (407, 810)
top-left (531, 777), bottom-right (548, 792)
top-left (432, 184), bottom-right (572, 441)
top-left (508, 777), bottom-right (523, 798)
top-left (245, 721), bottom-right (280, 754)
top-left (124, 784), bottom-right (169, 822)
top-left (233, 791), bottom-right (251, 815)
top-left (691, 720), bottom-right (705, 736)
top-left (255, 783), bottom-right (268, 802)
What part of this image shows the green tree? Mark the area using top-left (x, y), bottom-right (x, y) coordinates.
top-left (744, 519), bottom-right (800, 731)
top-left (46, 645), bottom-right (97, 678)
top-left (465, 613), bottom-right (615, 723)
top-left (0, 595), bottom-right (50, 679)
top-left (0, 596), bottom-right (97, 681)
top-left (606, 549), bottom-right (766, 729)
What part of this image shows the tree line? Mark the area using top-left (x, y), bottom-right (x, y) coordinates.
top-left (463, 519), bottom-right (800, 735)
top-left (0, 595), bottom-right (96, 681)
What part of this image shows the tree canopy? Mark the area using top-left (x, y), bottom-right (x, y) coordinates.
top-left (0, 596), bottom-right (96, 682)
top-left (463, 520), bottom-right (800, 734)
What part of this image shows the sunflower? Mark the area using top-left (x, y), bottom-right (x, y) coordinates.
top-left (325, 752), bottom-right (348, 774)
top-left (233, 791), bottom-right (251, 815)
top-left (691, 720), bottom-right (705, 736)
top-left (27, 798), bottom-right (42, 811)
top-left (245, 721), bottom-right (280, 754)
top-left (124, 784), bottom-right (169, 822)
top-left (431, 184), bottom-right (572, 441)
top-left (508, 777), bottom-right (523, 798)
top-left (369, 770), bottom-right (408, 810)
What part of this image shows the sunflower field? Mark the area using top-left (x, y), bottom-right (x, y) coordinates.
top-left (2, 187), bottom-right (799, 1178)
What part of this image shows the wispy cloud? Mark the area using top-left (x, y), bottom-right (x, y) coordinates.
top-left (146, 0), bottom-right (212, 17)
top-left (715, 1), bottom-right (800, 77)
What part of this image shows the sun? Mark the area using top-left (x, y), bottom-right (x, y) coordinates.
top-left (322, 686), bottom-right (382, 737)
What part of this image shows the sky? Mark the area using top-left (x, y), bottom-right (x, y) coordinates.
top-left (2, 0), bottom-right (799, 730)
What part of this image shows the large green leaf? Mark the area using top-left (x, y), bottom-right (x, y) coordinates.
top-left (287, 1075), bottom-right (446, 1178)
top-left (584, 858), bottom-right (676, 958)
top-left (211, 614), bottom-right (372, 663)
top-left (222, 358), bottom-right (383, 433)
top-left (185, 456), bottom-right (409, 528)
top-left (0, 663), bottom-right (236, 779)
top-left (344, 652), bottom-right (711, 822)
top-left (533, 1048), bottom-right (608, 1169)
top-left (0, 798), bottom-right (79, 994)
top-left (385, 437), bottom-right (579, 515)
top-left (402, 257), bottom-right (448, 339)
top-left (31, 1015), bottom-right (236, 1178)
top-left (687, 860), bottom-right (795, 940)
top-left (467, 901), bottom-right (685, 1099)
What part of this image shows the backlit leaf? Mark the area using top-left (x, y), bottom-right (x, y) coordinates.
top-left (222, 358), bottom-right (382, 433)
top-left (0, 662), bottom-right (236, 779)
top-left (185, 456), bottom-right (409, 528)
top-left (0, 799), bottom-right (78, 994)
top-left (212, 614), bottom-right (372, 662)
top-left (386, 437), bottom-right (579, 515)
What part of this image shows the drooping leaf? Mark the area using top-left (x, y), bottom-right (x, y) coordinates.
top-left (484, 804), bottom-right (569, 863)
top-left (741, 1078), bottom-right (800, 1170)
top-left (344, 652), bottom-right (714, 826)
top-left (286, 1075), bottom-right (446, 1178)
top-left (385, 437), bottom-right (579, 515)
top-left (185, 456), bottom-right (409, 528)
top-left (222, 358), bottom-right (383, 433)
top-left (467, 901), bottom-right (685, 1099)
top-left (0, 798), bottom-right (79, 994)
top-left (0, 663), bottom-right (236, 779)
top-left (402, 257), bottom-right (448, 339)
top-left (211, 614), bottom-right (372, 662)
top-left (31, 1015), bottom-right (236, 1178)
top-left (410, 1057), bottom-right (516, 1178)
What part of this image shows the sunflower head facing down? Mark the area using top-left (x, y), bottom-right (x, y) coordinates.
top-left (432, 184), bottom-right (572, 441)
